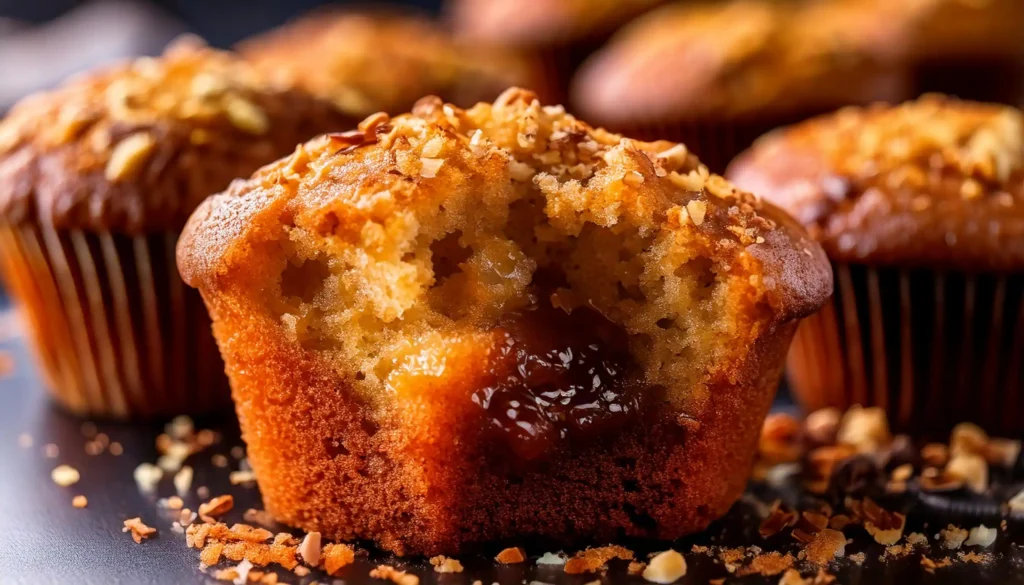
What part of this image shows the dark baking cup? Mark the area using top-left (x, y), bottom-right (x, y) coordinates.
top-left (911, 56), bottom-right (1024, 106)
top-left (0, 224), bottom-right (231, 419)
top-left (787, 262), bottom-right (1024, 437)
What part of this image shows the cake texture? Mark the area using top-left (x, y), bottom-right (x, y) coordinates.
top-left (178, 88), bottom-right (831, 555)
top-left (727, 95), bottom-right (1024, 435)
top-left (0, 38), bottom-right (353, 417)
top-left (569, 0), bottom-right (913, 172)
top-left (238, 10), bottom-right (548, 118)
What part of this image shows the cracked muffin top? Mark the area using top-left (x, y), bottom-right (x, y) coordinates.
top-left (727, 95), bottom-right (1024, 271)
top-left (571, 0), bottom-right (913, 125)
top-left (238, 10), bottom-right (547, 118)
top-left (0, 38), bottom-right (353, 234)
top-left (178, 89), bottom-right (830, 411)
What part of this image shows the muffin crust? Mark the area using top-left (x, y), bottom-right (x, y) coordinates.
top-left (727, 96), bottom-right (1024, 271)
top-left (179, 89), bottom-right (830, 554)
top-left (0, 38), bottom-right (353, 234)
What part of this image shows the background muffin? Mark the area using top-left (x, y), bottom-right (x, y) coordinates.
top-left (447, 0), bottom-right (667, 99)
top-left (0, 38), bottom-right (353, 418)
top-left (727, 95), bottom-right (1024, 436)
top-left (238, 9), bottom-right (549, 117)
top-left (178, 88), bottom-right (831, 555)
top-left (896, 0), bottom-right (1024, 105)
top-left (571, 0), bottom-right (914, 173)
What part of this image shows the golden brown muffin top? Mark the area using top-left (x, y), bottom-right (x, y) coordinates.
top-left (571, 0), bottom-right (913, 124)
top-left (238, 10), bottom-right (546, 118)
top-left (0, 38), bottom-right (353, 234)
top-left (448, 0), bottom-right (666, 48)
top-left (727, 95), bottom-right (1024, 271)
top-left (179, 89), bottom-right (830, 409)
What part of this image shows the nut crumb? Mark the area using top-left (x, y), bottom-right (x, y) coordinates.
top-left (72, 495), bottom-right (87, 508)
top-left (51, 464), bottom-right (80, 487)
top-left (198, 494), bottom-right (234, 522)
top-left (564, 545), bottom-right (633, 574)
top-left (105, 132), bottom-right (156, 181)
top-left (429, 555), bottom-right (464, 573)
top-left (134, 462), bottom-right (163, 492)
top-left (642, 550), bottom-right (686, 583)
top-left (297, 531), bottom-right (321, 566)
top-left (496, 547), bottom-right (526, 564)
top-left (938, 525), bottom-right (969, 550)
top-left (627, 561), bottom-right (647, 575)
top-left (369, 564), bottom-right (418, 585)
top-left (964, 525), bottom-right (996, 548)
top-left (123, 517), bottom-right (156, 543)
top-left (322, 543), bottom-right (355, 575)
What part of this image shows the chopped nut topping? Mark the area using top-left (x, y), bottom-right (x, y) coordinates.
top-left (105, 132), bottom-right (156, 182)
top-left (759, 500), bottom-right (799, 538)
top-left (945, 453), bottom-right (988, 493)
top-left (174, 465), bottom-right (194, 496)
top-left (123, 517), bottom-right (157, 543)
top-left (836, 405), bottom-right (890, 452)
top-left (862, 499), bottom-right (905, 545)
top-left (496, 547), bottom-right (526, 563)
top-left (965, 525), bottom-right (997, 548)
top-left (322, 543), bottom-right (355, 575)
top-left (224, 95), bottom-right (269, 135)
top-left (642, 550), bottom-right (687, 584)
top-left (297, 531), bottom-right (320, 566)
top-left (134, 462), bottom-right (163, 492)
top-left (51, 464), bottom-right (80, 487)
top-left (938, 525), bottom-right (969, 550)
top-left (419, 157), bottom-right (443, 178)
top-left (628, 561), bottom-right (647, 575)
top-left (564, 546), bottom-right (634, 574)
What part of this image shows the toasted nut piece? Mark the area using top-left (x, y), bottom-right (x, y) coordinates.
top-left (804, 408), bottom-right (841, 446)
top-left (919, 467), bottom-right (965, 492)
top-left (51, 464), bottom-right (80, 487)
top-left (946, 453), bottom-right (988, 493)
top-left (836, 406), bottom-right (890, 452)
top-left (224, 95), bottom-right (269, 134)
top-left (496, 547), bottom-right (526, 564)
top-left (105, 132), bottom-right (156, 181)
top-left (938, 525), bottom-right (968, 549)
top-left (921, 443), bottom-right (949, 467)
top-left (964, 525), bottom-right (997, 548)
top-left (198, 494), bottom-right (234, 522)
top-left (950, 422), bottom-right (988, 457)
top-left (297, 531), bottom-right (321, 566)
top-left (642, 550), bottom-right (687, 584)
top-left (759, 500), bottom-right (799, 538)
top-left (429, 556), bottom-right (464, 573)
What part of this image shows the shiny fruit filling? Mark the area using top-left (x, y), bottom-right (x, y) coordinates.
top-left (471, 304), bottom-right (650, 461)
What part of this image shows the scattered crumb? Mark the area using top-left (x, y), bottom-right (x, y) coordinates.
top-left (123, 517), bottom-right (156, 543)
top-left (369, 564), bottom-right (418, 585)
top-left (174, 465), bottom-right (193, 496)
top-left (134, 463), bottom-right (163, 492)
top-left (51, 464), bottom-right (80, 487)
top-left (230, 470), bottom-right (258, 485)
top-left (907, 532), bottom-right (929, 546)
top-left (322, 543), bottom-right (356, 575)
top-left (72, 495), bottom-right (87, 508)
top-left (564, 545), bottom-right (633, 574)
top-left (430, 556), bottom-right (464, 573)
top-left (848, 553), bottom-right (865, 564)
top-left (536, 552), bottom-right (566, 566)
top-left (965, 525), bottom-right (997, 548)
top-left (959, 551), bottom-right (994, 564)
top-left (642, 550), bottom-right (686, 583)
top-left (496, 547), bottom-right (526, 564)
top-left (198, 494), bottom-right (234, 522)
top-left (738, 552), bottom-right (794, 577)
top-left (627, 561), bottom-right (647, 575)
top-left (803, 529), bottom-right (846, 566)
top-left (297, 531), bottom-right (321, 566)
top-left (921, 556), bottom-right (953, 573)
top-left (938, 525), bottom-right (969, 550)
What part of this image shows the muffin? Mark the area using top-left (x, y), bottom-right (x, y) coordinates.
top-left (897, 0), bottom-right (1024, 105)
top-left (238, 9), bottom-right (549, 117)
top-left (571, 0), bottom-right (913, 173)
top-left (447, 0), bottom-right (667, 98)
top-left (0, 38), bottom-right (353, 418)
top-left (727, 95), bottom-right (1024, 436)
top-left (178, 88), bottom-right (831, 554)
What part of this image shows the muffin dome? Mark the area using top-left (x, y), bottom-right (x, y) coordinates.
top-left (571, 0), bottom-right (911, 126)
top-left (0, 38), bottom-right (353, 234)
top-left (238, 10), bottom-right (546, 118)
top-left (178, 88), bottom-right (830, 554)
top-left (727, 95), bottom-right (1024, 271)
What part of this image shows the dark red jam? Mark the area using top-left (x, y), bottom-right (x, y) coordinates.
top-left (471, 304), bottom-right (651, 461)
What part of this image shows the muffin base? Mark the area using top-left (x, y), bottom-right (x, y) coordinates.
top-left (788, 262), bottom-right (1024, 437)
top-left (911, 56), bottom-right (1024, 106)
top-left (208, 302), bottom-right (796, 556)
top-left (0, 224), bottom-right (230, 418)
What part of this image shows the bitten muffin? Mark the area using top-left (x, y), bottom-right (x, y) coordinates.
top-left (238, 10), bottom-right (548, 117)
top-left (727, 95), bottom-right (1024, 436)
top-left (571, 0), bottom-right (913, 173)
top-left (447, 0), bottom-right (667, 98)
top-left (178, 88), bottom-right (831, 555)
top-left (0, 38), bottom-right (353, 418)
top-left (896, 0), bottom-right (1024, 105)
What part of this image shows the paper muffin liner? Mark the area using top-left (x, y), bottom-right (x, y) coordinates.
top-left (910, 56), bottom-right (1024, 106)
top-left (787, 262), bottom-right (1024, 437)
top-left (0, 223), bottom-right (231, 419)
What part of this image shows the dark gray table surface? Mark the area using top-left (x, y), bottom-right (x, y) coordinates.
top-left (2, 328), bottom-right (1024, 584)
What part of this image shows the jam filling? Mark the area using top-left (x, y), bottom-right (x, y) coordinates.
top-left (471, 304), bottom-right (651, 461)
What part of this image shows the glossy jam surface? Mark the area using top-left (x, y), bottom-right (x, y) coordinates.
top-left (471, 305), bottom-right (650, 461)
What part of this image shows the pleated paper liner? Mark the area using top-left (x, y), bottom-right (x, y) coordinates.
top-left (787, 262), bottom-right (1024, 438)
top-left (911, 56), bottom-right (1024, 106)
top-left (0, 223), bottom-right (231, 419)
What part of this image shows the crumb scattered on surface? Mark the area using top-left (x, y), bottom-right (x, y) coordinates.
top-left (628, 561), bottom-right (647, 575)
top-left (965, 525), bottom-right (997, 548)
top-left (430, 555), bottom-right (464, 573)
top-left (134, 462), bottom-right (163, 491)
top-left (921, 556), bottom-right (953, 573)
top-left (739, 552), bottom-right (794, 577)
top-left (496, 547), bottom-right (525, 564)
top-left (72, 495), bottom-right (87, 508)
top-left (803, 529), bottom-right (846, 566)
top-left (322, 543), bottom-right (356, 575)
top-left (564, 545), bottom-right (633, 574)
top-left (123, 517), bottom-right (156, 543)
top-left (51, 464), bottom-right (80, 486)
top-left (198, 494), bottom-right (234, 522)
top-left (536, 552), bottom-right (566, 566)
top-left (938, 525), bottom-right (969, 550)
top-left (369, 564), bottom-right (419, 585)
top-left (297, 531), bottom-right (321, 566)
top-left (642, 550), bottom-right (686, 583)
